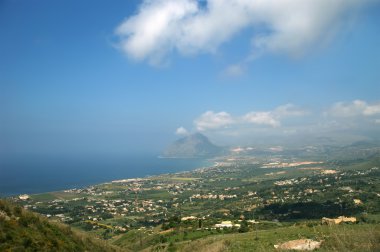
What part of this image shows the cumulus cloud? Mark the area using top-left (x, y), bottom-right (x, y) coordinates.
top-left (175, 126), bottom-right (189, 136)
top-left (115, 0), bottom-right (377, 65)
top-left (243, 111), bottom-right (280, 127)
top-left (243, 104), bottom-right (308, 127)
top-left (194, 104), bottom-right (307, 131)
top-left (327, 100), bottom-right (380, 117)
top-left (194, 111), bottom-right (234, 131)
top-left (189, 101), bottom-right (380, 140)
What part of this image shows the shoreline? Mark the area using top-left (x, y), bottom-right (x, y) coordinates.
top-left (2, 158), bottom-right (215, 198)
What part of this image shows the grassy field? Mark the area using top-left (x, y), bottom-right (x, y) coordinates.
top-left (106, 218), bottom-right (380, 252)
top-left (30, 191), bottom-right (85, 201)
top-left (173, 223), bottom-right (380, 252)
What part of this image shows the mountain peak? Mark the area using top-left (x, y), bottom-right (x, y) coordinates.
top-left (163, 133), bottom-right (223, 158)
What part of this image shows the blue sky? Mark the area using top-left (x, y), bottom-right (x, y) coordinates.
top-left (1, 0), bottom-right (380, 156)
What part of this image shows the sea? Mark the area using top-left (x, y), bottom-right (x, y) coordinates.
top-left (0, 154), bottom-right (210, 197)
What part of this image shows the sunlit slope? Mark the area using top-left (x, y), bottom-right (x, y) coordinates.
top-left (0, 200), bottom-right (121, 252)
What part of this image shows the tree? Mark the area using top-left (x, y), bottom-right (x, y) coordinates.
top-left (238, 220), bottom-right (249, 233)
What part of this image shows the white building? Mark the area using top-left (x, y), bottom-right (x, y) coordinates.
top-left (215, 221), bottom-right (240, 228)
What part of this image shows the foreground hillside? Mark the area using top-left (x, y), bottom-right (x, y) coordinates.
top-left (172, 223), bottom-right (380, 252)
top-left (107, 217), bottom-right (380, 251)
top-left (0, 200), bottom-right (120, 252)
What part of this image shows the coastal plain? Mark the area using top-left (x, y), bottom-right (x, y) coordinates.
top-left (8, 143), bottom-right (380, 251)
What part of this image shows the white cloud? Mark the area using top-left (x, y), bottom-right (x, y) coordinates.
top-left (194, 111), bottom-right (234, 131)
top-left (364, 104), bottom-right (380, 115)
top-left (242, 104), bottom-right (307, 127)
top-left (115, 0), bottom-right (377, 65)
top-left (115, 0), bottom-right (198, 65)
top-left (175, 126), bottom-right (189, 136)
top-left (189, 101), bottom-right (380, 141)
top-left (194, 104), bottom-right (307, 131)
top-left (327, 100), bottom-right (380, 117)
top-left (243, 111), bottom-right (280, 127)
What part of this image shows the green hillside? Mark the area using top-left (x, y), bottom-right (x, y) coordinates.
top-left (0, 200), bottom-right (121, 252)
top-left (173, 223), bottom-right (380, 252)
top-left (107, 220), bottom-right (380, 252)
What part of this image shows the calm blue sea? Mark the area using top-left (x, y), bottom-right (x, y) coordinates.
top-left (0, 154), bottom-right (209, 197)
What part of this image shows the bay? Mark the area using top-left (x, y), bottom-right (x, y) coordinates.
top-left (0, 154), bottom-right (209, 197)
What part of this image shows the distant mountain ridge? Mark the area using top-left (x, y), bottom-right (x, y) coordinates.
top-left (163, 133), bottom-right (223, 158)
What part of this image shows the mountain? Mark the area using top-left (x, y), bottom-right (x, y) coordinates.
top-left (163, 133), bottom-right (223, 158)
top-left (0, 200), bottom-right (119, 252)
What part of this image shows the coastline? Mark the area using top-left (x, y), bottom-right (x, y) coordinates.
top-left (2, 157), bottom-right (213, 198)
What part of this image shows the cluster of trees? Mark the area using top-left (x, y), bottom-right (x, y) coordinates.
top-left (161, 215), bottom-right (181, 230)
top-left (256, 200), bottom-right (364, 220)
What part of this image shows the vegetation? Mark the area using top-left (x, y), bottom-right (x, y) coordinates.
top-left (0, 200), bottom-right (120, 252)
top-left (175, 223), bottom-right (380, 252)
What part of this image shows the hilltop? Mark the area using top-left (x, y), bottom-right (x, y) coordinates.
top-left (163, 133), bottom-right (223, 158)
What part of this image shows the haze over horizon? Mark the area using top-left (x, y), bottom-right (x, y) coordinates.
top-left (1, 0), bottom-right (380, 157)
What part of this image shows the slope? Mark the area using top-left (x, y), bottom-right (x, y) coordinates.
top-left (0, 200), bottom-right (122, 252)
